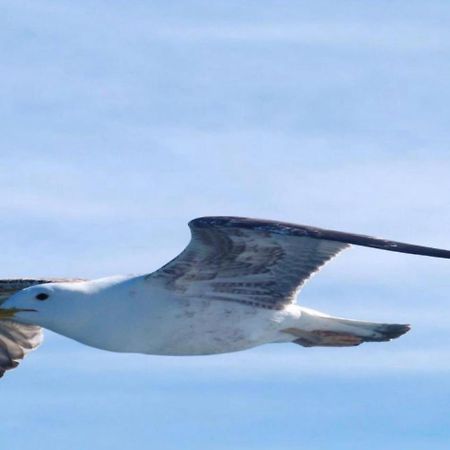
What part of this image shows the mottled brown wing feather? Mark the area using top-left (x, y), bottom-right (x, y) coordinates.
top-left (149, 216), bottom-right (450, 310)
top-left (0, 320), bottom-right (43, 378)
top-left (148, 217), bottom-right (350, 309)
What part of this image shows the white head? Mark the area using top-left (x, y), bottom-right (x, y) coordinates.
top-left (0, 282), bottom-right (92, 332)
top-left (0, 275), bottom-right (132, 330)
top-left (0, 276), bottom-right (134, 353)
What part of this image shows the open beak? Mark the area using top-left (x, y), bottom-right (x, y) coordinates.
top-left (0, 308), bottom-right (36, 319)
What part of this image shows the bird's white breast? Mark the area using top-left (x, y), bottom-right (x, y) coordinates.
top-left (51, 276), bottom-right (296, 356)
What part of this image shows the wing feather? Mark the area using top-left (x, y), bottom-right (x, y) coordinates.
top-left (148, 217), bottom-right (349, 309)
top-left (0, 321), bottom-right (43, 378)
top-left (149, 216), bottom-right (450, 310)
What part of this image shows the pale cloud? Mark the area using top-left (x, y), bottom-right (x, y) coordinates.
top-left (152, 22), bottom-right (450, 52)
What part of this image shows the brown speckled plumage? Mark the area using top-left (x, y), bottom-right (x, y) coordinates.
top-left (149, 218), bottom-right (350, 310)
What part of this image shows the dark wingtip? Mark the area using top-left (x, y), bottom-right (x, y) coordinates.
top-left (365, 323), bottom-right (411, 342)
top-left (384, 323), bottom-right (411, 340)
top-left (190, 216), bottom-right (450, 259)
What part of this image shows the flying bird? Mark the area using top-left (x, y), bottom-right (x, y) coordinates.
top-left (1, 216), bottom-right (449, 378)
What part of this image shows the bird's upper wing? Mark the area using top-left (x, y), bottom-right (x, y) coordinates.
top-left (0, 278), bottom-right (75, 378)
top-left (148, 216), bottom-right (450, 310)
top-left (147, 217), bottom-right (349, 310)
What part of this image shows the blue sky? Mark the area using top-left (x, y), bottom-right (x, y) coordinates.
top-left (1, 1), bottom-right (450, 449)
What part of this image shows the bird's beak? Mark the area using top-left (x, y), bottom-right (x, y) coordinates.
top-left (0, 307), bottom-right (36, 319)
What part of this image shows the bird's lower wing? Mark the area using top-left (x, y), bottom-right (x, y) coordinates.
top-left (0, 320), bottom-right (42, 377)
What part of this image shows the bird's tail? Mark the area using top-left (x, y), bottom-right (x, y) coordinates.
top-left (282, 309), bottom-right (410, 347)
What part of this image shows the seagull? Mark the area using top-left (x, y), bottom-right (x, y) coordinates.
top-left (1, 216), bottom-right (449, 378)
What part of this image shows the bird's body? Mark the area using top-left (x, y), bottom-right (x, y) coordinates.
top-left (1, 216), bottom-right (449, 377)
top-left (45, 275), bottom-right (295, 356)
top-left (13, 274), bottom-right (406, 358)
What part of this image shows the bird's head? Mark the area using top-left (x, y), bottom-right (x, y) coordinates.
top-left (0, 282), bottom-right (87, 328)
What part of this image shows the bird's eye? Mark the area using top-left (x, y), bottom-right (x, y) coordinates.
top-left (35, 293), bottom-right (49, 301)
